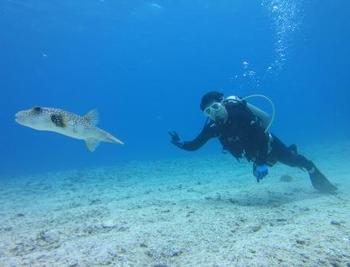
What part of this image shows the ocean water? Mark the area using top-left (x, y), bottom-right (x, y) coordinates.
top-left (1, 0), bottom-right (349, 176)
top-left (0, 0), bottom-right (350, 266)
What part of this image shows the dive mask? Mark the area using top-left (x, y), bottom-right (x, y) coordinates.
top-left (203, 101), bottom-right (228, 123)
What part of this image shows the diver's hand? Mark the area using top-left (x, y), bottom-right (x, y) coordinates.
top-left (253, 164), bottom-right (268, 182)
top-left (169, 131), bottom-right (184, 148)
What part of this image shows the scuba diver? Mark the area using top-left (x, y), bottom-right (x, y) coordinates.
top-left (169, 91), bottom-right (337, 193)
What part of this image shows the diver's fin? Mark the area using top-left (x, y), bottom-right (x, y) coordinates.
top-left (85, 138), bottom-right (100, 152)
top-left (288, 144), bottom-right (298, 154)
top-left (309, 167), bottom-right (337, 194)
top-left (84, 109), bottom-right (99, 125)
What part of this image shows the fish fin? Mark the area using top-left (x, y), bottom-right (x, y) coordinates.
top-left (103, 132), bottom-right (124, 145)
top-left (84, 109), bottom-right (99, 125)
top-left (85, 138), bottom-right (100, 152)
top-left (109, 136), bottom-right (124, 145)
top-left (114, 137), bottom-right (124, 145)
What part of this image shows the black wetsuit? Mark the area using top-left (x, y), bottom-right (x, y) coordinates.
top-left (180, 101), bottom-right (315, 171)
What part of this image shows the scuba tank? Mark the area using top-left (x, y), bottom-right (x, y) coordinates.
top-left (224, 94), bottom-right (275, 133)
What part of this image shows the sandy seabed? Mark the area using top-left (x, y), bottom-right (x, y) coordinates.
top-left (0, 142), bottom-right (349, 267)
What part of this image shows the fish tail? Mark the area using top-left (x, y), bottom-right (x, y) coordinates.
top-left (103, 131), bottom-right (124, 145)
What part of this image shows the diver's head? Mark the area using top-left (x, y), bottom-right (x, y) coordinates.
top-left (15, 106), bottom-right (51, 130)
top-left (200, 91), bottom-right (228, 123)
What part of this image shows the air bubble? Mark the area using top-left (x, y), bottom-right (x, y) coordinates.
top-left (248, 71), bottom-right (256, 77)
top-left (242, 61), bottom-right (249, 69)
top-left (262, 0), bottom-right (301, 74)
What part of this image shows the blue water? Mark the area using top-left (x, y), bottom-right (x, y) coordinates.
top-left (0, 0), bottom-right (349, 176)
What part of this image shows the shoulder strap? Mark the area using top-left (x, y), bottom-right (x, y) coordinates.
top-left (224, 95), bottom-right (247, 108)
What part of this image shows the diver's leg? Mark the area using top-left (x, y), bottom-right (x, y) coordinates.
top-left (270, 136), bottom-right (337, 193)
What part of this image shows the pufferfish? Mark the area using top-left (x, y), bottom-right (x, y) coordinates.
top-left (15, 107), bottom-right (124, 151)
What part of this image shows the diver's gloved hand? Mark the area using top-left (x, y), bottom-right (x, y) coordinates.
top-left (169, 131), bottom-right (184, 148)
top-left (253, 164), bottom-right (268, 182)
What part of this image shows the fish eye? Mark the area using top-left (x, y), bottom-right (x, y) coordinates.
top-left (32, 107), bottom-right (42, 113)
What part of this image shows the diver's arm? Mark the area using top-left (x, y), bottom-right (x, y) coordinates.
top-left (172, 122), bottom-right (217, 151)
top-left (237, 104), bottom-right (269, 165)
top-left (249, 121), bottom-right (270, 164)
